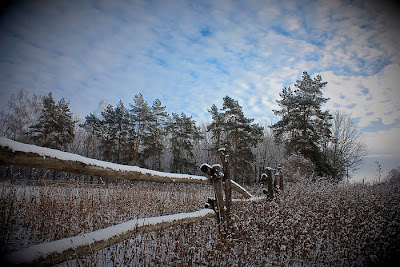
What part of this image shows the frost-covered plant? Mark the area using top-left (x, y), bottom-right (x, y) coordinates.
top-left (387, 166), bottom-right (400, 184)
top-left (2, 179), bottom-right (399, 266)
top-left (282, 153), bottom-right (315, 183)
top-left (72, 181), bottom-right (400, 266)
top-left (0, 181), bottom-right (213, 254)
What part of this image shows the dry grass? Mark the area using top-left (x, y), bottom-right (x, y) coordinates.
top-left (1, 179), bottom-right (399, 266)
top-left (0, 180), bottom-right (214, 254)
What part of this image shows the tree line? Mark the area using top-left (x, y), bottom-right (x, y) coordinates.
top-left (0, 71), bottom-right (367, 184)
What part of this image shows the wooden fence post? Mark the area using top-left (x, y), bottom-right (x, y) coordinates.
top-left (265, 167), bottom-right (275, 200)
top-left (277, 165), bottom-right (284, 192)
top-left (212, 164), bottom-right (225, 224)
top-left (218, 148), bottom-right (232, 231)
top-left (200, 164), bottom-right (225, 224)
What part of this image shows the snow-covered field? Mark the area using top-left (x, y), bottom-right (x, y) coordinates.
top-left (1, 180), bottom-right (399, 266)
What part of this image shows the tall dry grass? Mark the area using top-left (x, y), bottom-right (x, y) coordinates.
top-left (1, 179), bottom-right (399, 266)
top-left (0, 180), bottom-right (214, 254)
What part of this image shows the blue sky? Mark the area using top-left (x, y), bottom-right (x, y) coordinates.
top-left (0, 0), bottom-right (399, 181)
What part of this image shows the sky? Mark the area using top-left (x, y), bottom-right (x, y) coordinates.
top-left (0, 0), bottom-right (399, 182)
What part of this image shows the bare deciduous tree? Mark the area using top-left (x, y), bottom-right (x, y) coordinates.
top-left (0, 90), bottom-right (42, 142)
top-left (328, 110), bottom-right (367, 181)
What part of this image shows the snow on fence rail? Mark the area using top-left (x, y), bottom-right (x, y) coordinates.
top-left (0, 137), bottom-right (251, 198)
top-left (0, 137), bottom-right (255, 265)
top-left (4, 209), bottom-right (215, 266)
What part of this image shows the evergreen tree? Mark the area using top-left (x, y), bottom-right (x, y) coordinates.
top-left (143, 99), bottom-right (169, 170)
top-left (129, 93), bottom-right (152, 167)
top-left (208, 104), bottom-right (224, 152)
top-left (81, 101), bottom-right (132, 163)
top-left (80, 112), bottom-right (102, 158)
top-left (208, 96), bottom-right (263, 184)
top-left (167, 112), bottom-right (202, 174)
top-left (94, 101), bottom-right (131, 163)
top-left (28, 92), bottom-right (75, 150)
top-left (271, 71), bottom-right (332, 176)
top-left (55, 98), bottom-right (75, 149)
top-left (114, 101), bottom-right (131, 163)
top-left (100, 104), bottom-right (117, 161)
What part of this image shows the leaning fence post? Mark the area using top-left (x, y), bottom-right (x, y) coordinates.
top-left (200, 164), bottom-right (225, 224)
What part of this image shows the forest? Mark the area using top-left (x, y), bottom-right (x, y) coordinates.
top-left (0, 72), bottom-right (366, 185)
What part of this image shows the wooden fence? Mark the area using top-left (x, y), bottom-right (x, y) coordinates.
top-left (0, 137), bottom-right (254, 265)
top-left (0, 138), bottom-right (251, 198)
top-left (4, 209), bottom-right (215, 266)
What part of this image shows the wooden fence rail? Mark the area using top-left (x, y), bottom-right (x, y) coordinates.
top-left (0, 138), bottom-right (252, 198)
top-left (0, 137), bottom-right (255, 265)
top-left (4, 209), bottom-right (215, 266)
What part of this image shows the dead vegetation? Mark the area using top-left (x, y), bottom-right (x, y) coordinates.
top-left (1, 179), bottom-right (399, 266)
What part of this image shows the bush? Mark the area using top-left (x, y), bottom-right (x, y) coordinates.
top-left (387, 166), bottom-right (400, 184)
top-left (282, 153), bottom-right (315, 183)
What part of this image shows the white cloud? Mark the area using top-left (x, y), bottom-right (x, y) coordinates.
top-left (0, 0), bottom-right (399, 158)
top-left (362, 64), bottom-right (400, 126)
top-left (364, 127), bottom-right (400, 159)
top-left (321, 63), bottom-right (400, 129)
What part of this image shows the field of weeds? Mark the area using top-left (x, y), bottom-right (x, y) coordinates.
top-left (1, 179), bottom-right (399, 266)
top-left (0, 180), bottom-right (214, 254)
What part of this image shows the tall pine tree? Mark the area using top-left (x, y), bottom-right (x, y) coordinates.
top-left (129, 93), bottom-right (152, 167)
top-left (143, 99), bottom-right (169, 170)
top-left (208, 96), bottom-right (263, 184)
top-left (100, 104), bottom-right (118, 161)
top-left (271, 71), bottom-right (332, 176)
top-left (28, 92), bottom-right (75, 150)
top-left (80, 112), bottom-right (102, 158)
top-left (167, 112), bottom-right (202, 174)
top-left (113, 101), bottom-right (131, 164)
top-left (81, 101), bottom-right (132, 163)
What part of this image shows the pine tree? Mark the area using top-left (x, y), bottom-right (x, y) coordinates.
top-left (271, 71), bottom-right (333, 176)
top-left (114, 101), bottom-right (131, 164)
top-left (129, 93), bottom-right (152, 167)
top-left (208, 104), bottom-right (224, 152)
top-left (81, 101), bottom-right (132, 163)
top-left (80, 112), bottom-right (102, 158)
top-left (143, 99), bottom-right (169, 170)
top-left (100, 104), bottom-right (117, 161)
top-left (167, 112), bottom-right (202, 174)
top-left (28, 92), bottom-right (75, 150)
top-left (208, 96), bottom-right (263, 184)
top-left (55, 98), bottom-right (75, 149)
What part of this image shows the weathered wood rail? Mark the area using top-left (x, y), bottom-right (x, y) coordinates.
top-left (4, 209), bottom-right (215, 266)
top-left (0, 137), bottom-right (252, 198)
top-left (0, 137), bottom-right (255, 265)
